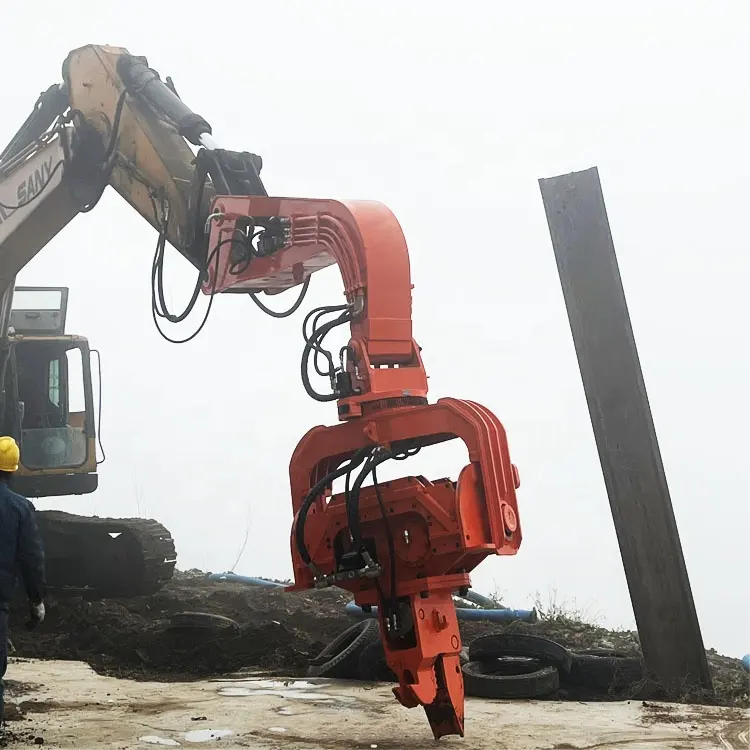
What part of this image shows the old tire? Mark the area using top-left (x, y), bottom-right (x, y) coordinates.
top-left (469, 633), bottom-right (573, 674)
top-left (168, 612), bottom-right (240, 632)
top-left (357, 639), bottom-right (397, 683)
top-left (567, 651), bottom-right (644, 692)
top-left (307, 619), bottom-right (380, 679)
top-left (463, 659), bottom-right (560, 699)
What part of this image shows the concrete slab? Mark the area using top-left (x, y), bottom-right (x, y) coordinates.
top-left (3, 658), bottom-right (748, 749)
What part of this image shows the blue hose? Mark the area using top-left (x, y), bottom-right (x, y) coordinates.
top-left (207, 572), bottom-right (286, 588)
top-left (345, 600), bottom-right (537, 624)
top-left (206, 573), bottom-right (535, 625)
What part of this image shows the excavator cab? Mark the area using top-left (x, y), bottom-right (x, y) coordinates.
top-left (0, 287), bottom-right (175, 597)
top-left (2, 286), bottom-right (98, 498)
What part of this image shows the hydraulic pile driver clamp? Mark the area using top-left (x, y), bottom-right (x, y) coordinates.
top-left (203, 196), bottom-right (522, 739)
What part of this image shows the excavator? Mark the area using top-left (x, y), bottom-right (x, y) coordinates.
top-left (0, 45), bottom-right (523, 739)
top-left (0, 285), bottom-right (176, 597)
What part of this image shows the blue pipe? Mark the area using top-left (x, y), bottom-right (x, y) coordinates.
top-left (207, 573), bottom-right (534, 626)
top-left (345, 600), bottom-right (537, 624)
top-left (207, 572), bottom-right (286, 588)
top-left (742, 654), bottom-right (750, 673)
top-left (453, 598), bottom-right (479, 609)
top-left (206, 574), bottom-right (535, 624)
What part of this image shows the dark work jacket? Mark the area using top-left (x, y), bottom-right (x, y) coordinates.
top-left (0, 483), bottom-right (46, 610)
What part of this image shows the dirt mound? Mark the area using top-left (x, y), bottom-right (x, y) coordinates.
top-left (6, 572), bottom-right (748, 709)
top-left (9, 573), bottom-right (352, 681)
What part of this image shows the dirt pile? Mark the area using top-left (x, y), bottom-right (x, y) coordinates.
top-left (6, 571), bottom-right (748, 708)
top-left (8, 572), bottom-right (350, 681)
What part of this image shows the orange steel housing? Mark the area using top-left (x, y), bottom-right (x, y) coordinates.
top-left (203, 196), bottom-right (522, 739)
top-left (203, 197), bottom-right (427, 419)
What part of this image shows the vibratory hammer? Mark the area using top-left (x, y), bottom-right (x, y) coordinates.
top-left (203, 195), bottom-right (522, 739)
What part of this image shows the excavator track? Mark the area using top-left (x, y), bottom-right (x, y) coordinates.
top-left (35, 511), bottom-right (177, 599)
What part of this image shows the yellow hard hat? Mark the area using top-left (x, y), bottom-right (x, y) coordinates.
top-left (0, 436), bottom-right (20, 473)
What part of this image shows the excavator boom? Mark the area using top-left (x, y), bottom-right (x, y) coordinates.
top-left (0, 135), bottom-right (73, 295)
top-left (0, 44), bottom-right (267, 298)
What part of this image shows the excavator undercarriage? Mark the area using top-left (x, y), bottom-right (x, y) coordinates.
top-left (35, 512), bottom-right (176, 598)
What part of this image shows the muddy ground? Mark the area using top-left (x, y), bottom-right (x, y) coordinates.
top-left (6, 571), bottom-right (748, 709)
top-left (3, 660), bottom-right (747, 750)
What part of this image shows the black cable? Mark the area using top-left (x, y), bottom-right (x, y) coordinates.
top-left (303, 304), bottom-right (348, 340)
top-left (306, 306), bottom-right (343, 377)
top-left (152, 229), bottom-right (203, 323)
top-left (148, 179), bottom-right (251, 344)
top-left (346, 455), bottom-right (375, 549)
top-left (297, 445), bottom-right (414, 606)
top-left (301, 321), bottom-right (346, 400)
top-left (295, 447), bottom-right (371, 567)
top-left (372, 464), bottom-right (398, 616)
top-left (150, 239), bottom-right (223, 345)
top-left (149, 191), bottom-right (241, 344)
top-left (249, 277), bottom-right (311, 319)
top-left (300, 305), bottom-right (352, 401)
top-left (344, 461), bottom-right (353, 501)
top-left (220, 223), bottom-right (312, 319)
top-left (347, 449), bottom-right (393, 554)
top-left (227, 224), bottom-right (258, 276)
top-left (102, 91), bottom-right (128, 162)
top-left (78, 90), bottom-right (128, 214)
top-left (149, 192), bottom-right (208, 325)
top-left (394, 446), bottom-right (421, 460)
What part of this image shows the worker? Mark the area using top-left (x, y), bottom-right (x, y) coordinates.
top-left (0, 436), bottom-right (46, 726)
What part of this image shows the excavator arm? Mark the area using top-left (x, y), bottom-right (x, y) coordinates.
top-left (0, 44), bottom-right (265, 300)
top-left (0, 45), bottom-right (524, 739)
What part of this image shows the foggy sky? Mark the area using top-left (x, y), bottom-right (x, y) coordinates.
top-left (2, 1), bottom-right (747, 657)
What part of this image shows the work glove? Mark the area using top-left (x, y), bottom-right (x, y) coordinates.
top-left (25, 601), bottom-right (45, 630)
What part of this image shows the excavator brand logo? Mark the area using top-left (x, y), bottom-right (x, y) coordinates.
top-left (0, 156), bottom-right (56, 225)
top-left (15, 156), bottom-right (56, 206)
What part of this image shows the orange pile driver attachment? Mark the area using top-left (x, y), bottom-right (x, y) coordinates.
top-left (203, 196), bottom-right (522, 739)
